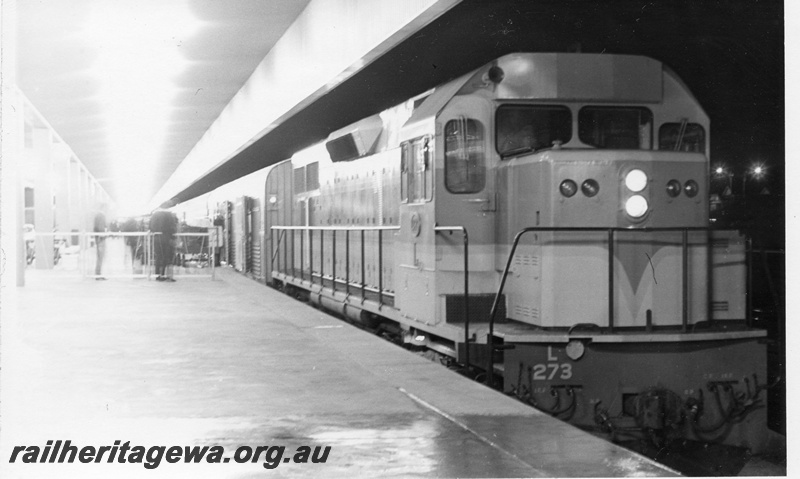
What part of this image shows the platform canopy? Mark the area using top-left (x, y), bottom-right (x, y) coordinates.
top-left (14, 0), bottom-right (783, 214)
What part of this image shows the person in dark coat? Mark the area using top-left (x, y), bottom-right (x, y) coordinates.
top-left (150, 205), bottom-right (178, 282)
top-left (212, 213), bottom-right (225, 266)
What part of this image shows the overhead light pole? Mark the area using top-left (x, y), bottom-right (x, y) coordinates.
top-left (742, 163), bottom-right (766, 199)
top-left (712, 164), bottom-right (733, 195)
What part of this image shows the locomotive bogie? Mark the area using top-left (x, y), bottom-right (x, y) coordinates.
top-left (504, 338), bottom-right (768, 452)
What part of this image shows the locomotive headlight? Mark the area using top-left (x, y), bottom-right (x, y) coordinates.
top-left (625, 195), bottom-right (649, 218)
top-left (625, 169), bottom-right (648, 192)
top-left (581, 179), bottom-right (600, 197)
top-left (559, 179), bottom-right (578, 197)
top-left (666, 180), bottom-right (682, 197)
top-left (684, 180), bottom-right (699, 198)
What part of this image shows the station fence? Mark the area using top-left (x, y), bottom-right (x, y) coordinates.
top-left (24, 230), bottom-right (217, 280)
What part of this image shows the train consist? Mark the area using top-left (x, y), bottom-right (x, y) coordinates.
top-left (176, 53), bottom-right (770, 451)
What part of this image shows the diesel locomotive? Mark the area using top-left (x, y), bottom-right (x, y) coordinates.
top-left (176, 53), bottom-right (770, 452)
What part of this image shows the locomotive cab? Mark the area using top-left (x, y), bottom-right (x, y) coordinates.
top-left (428, 53), bottom-right (746, 329)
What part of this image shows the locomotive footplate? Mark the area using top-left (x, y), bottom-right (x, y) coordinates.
top-left (502, 334), bottom-right (770, 453)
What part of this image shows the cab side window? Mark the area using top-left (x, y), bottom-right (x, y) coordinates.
top-left (444, 118), bottom-right (485, 194)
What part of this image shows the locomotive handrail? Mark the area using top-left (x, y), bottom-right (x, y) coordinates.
top-left (270, 225), bottom-right (400, 306)
top-left (485, 225), bottom-right (737, 387)
top-left (434, 225), bottom-right (470, 370)
top-left (270, 225), bottom-right (401, 232)
top-left (270, 229), bottom-right (286, 266)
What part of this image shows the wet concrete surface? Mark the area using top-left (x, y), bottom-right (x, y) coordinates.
top-left (2, 268), bottom-right (678, 478)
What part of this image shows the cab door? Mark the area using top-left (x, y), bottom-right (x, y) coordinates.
top-left (435, 96), bottom-right (496, 274)
top-left (396, 135), bottom-right (437, 323)
top-left (265, 161), bottom-right (292, 285)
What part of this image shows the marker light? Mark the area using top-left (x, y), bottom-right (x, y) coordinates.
top-left (581, 179), bottom-right (600, 197)
top-left (684, 180), bottom-right (699, 198)
top-left (559, 179), bottom-right (578, 197)
top-left (625, 195), bottom-right (649, 218)
top-left (565, 340), bottom-right (586, 360)
top-left (487, 66), bottom-right (505, 83)
top-left (666, 180), bottom-right (682, 197)
top-left (625, 169), bottom-right (648, 192)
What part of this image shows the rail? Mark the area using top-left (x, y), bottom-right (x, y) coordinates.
top-left (434, 225), bottom-right (470, 370)
top-left (271, 229), bottom-right (286, 266)
top-left (485, 226), bottom-right (731, 386)
top-left (270, 225), bottom-right (400, 307)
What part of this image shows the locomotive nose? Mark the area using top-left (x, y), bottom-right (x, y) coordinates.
top-left (548, 151), bottom-right (707, 228)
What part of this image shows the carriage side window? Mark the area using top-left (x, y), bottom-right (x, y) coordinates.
top-left (445, 118), bottom-right (485, 193)
top-left (658, 123), bottom-right (706, 153)
top-left (401, 135), bottom-right (433, 203)
top-left (496, 105), bottom-right (571, 158)
top-left (578, 107), bottom-right (653, 149)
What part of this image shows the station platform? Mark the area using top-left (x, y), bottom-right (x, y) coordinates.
top-left (2, 267), bottom-right (681, 478)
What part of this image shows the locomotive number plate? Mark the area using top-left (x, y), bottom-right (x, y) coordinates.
top-left (531, 362), bottom-right (573, 381)
top-left (530, 346), bottom-right (573, 380)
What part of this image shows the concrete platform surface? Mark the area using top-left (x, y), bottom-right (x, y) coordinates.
top-left (1, 268), bottom-right (678, 478)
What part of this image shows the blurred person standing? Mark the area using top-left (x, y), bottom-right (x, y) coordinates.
top-left (120, 217), bottom-right (142, 269)
top-left (93, 203), bottom-right (108, 280)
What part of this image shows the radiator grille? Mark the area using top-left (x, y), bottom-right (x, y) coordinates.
top-left (251, 240), bottom-right (262, 278)
top-left (712, 238), bottom-right (731, 248)
top-left (513, 254), bottom-right (539, 267)
top-left (712, 301), bottom-right (729, 312)
top-left (513, 304), bottom-right (540, 320)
